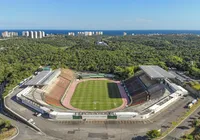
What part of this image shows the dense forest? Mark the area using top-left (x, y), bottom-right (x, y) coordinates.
top-left (0, 34), bottom-right (200, 96)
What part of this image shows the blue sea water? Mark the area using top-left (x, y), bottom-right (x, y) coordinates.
top-left (1, 30), bottom-right (200, 36)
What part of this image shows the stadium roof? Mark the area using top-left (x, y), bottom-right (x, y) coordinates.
top-left (25, 71), bottom-right (52, 86)
top-left (139, 65), bottom-right (175, 79)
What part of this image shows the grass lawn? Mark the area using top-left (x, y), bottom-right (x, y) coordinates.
top-left (70, 80), bottom-right (123, 110)
top-left (189, 81), bottom-right (200, 91)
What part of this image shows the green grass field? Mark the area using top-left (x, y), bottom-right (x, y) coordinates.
top-left (70, 80), bottom-right (123, 111)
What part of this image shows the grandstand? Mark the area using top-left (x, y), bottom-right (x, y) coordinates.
top-left (60, 69), bottom-right (74, 81)
top-left (44, 76), bottom-right (70, 107)
top-left (21, 68), bottom-right (74, 108)
top-left (43, 69), bottom-right (74, 107)
top-left (124, 65), bottom-right (175, 105)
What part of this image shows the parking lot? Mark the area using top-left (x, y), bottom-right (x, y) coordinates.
top-left (164, 107), bottom-right (200, 140)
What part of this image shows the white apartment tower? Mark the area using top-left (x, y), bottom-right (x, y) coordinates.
top-left (34, 31), bottom-right (38, 38)
top-left (22, 31), bottom-right (29, 37)
top-left (38, 31), bottom-right (42, 38)
top-left (22, 31), bottom-right (45, 38)
top-left (22, 31), bottom-right (26, 36)
top-left (29, 31), bottom-right (34, 38)
top-left (42, 31), bottom-right (45, 37)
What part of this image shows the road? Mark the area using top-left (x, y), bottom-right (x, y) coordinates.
top-left (2, 86), bottom-right (196, 140)
top-left (1, 88), bottom-right (58, 140)
top-left (164, 106), bottom-right (200, 140)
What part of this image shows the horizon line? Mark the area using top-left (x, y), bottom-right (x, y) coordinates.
top-left (1, 29), bottom-right (200, 31)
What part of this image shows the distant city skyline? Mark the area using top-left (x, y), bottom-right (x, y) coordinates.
top-left (1, 0), bottom-right (200, 30)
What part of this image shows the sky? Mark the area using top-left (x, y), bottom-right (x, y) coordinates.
top-left (0, 0), bottom-right (200, 30)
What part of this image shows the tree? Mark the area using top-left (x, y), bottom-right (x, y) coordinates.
top-left (1, 35), bottom-right (200, 96)
top-left (146, 129), bottom-right (161, 139)
top-left (5, 120), bottom-right (11, 128)
top-left (183, 134), bottom-right (194, 140)
top-left (1, 127), bottom-right (8, 132)
top-left (193, 119), bottom-right (200, 127)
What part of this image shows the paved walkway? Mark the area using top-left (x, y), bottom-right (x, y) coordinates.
top-left (62, 78), bottom-right (129, 112)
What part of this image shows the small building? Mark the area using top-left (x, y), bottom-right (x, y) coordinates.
top-left (2, 31), bottom-right (18, 38)
top-left (96, 41), bottom-right (108, 46)
top-left (123, 32), bottom-right (127, 36)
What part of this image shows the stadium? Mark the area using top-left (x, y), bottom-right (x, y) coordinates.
top-left (15, 65), bottom-right (188, 120)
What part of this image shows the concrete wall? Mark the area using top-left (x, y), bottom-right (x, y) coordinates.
top-left (185, 84), bottom-right (200, 97)
top-left (82, 115), bottom-right (107, 120)
top-left (21, 99), bottom-right (45, 113)
top-left (3, 86), bottom-right (42, 132)
top-left (49, 112), bottom-right (74, 120)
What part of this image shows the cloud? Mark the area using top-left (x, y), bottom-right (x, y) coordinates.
top-left (135, 18), bottom-right (153, 24)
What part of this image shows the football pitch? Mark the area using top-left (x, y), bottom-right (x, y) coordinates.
top-left (70, 80), bottom-right (123, 110)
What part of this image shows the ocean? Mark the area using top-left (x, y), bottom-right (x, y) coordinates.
top-left (1, 30), bottom-right (200, 36)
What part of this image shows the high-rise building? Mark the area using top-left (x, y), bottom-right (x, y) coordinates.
top-left (123, 32), bottom-right (127, 36)
top-left (9, 32), bottom-right (18, 37)
top-left (68, 32), bottom-right (75, 36)
top-left (22, 31), bottom-right (45, 38)
top-left (42, 31), bottom-right (45, 37)
top-left (22, 31), bottom-right (29, 37)
top-left (84, 32), bottom-right (89, 36)
top-left (26, 31), bottom-right (29, 37)
top-left (88, 32), bottom-right (93, 36)
top-left (22, 31), bottom-right (26, 36)
top-left (2, 31), bottom-right (9, 37)
top-left (1, 31), bottom-right (18, 37)
top-left (29, 31), bottom-right (34, 38)
top-left (95, 31), bottom-right (103, 35)
top-left (38, 31), bottom-right (43, 38)
top-left (34, 31), bottom-right (38, 38)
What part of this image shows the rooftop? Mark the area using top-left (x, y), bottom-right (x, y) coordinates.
top-left (25, 71), bottom-right (52, 86)
top-left (139, 65), bottom-right (175, 79)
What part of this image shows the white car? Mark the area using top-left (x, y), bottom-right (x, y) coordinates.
top-left (28, 118), bottom-right (34, 123)
top-left (37, 113), bottom-right (42, 117)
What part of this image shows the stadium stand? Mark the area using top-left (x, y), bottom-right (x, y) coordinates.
top-left (148, 84), bottom-right (165, 100)
top-left (139, 74), bottom-right (158, 88)
top-left (44, 76), bottom-right (71, 107)
top-left (131, 91), bottom-right (149, 105)
top-left (42, 69), bottom-right (61, 85)
top-left (60, 69), bottom-right (74, 81)
top-left (124, 65), bottom-right (172, 106)
top-left (43, 69), bottom-right (74, 107)
top-left (124, 75), bottom-right (148, 105)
